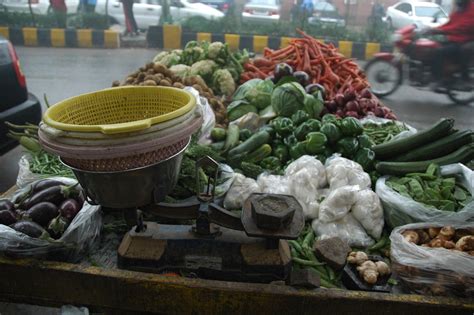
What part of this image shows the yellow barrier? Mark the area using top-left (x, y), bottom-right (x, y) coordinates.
top-left (22, 28), bottom-right (37, 46)
top-left (0, 27), bottom-right (8, 39)
top-left (365, 42), bottom-right (381, 60)
top-left (77, 29), bottom-right (92, 48)
top-left (163, 24), bottom-right (181, 49)
top-left (197, 32), bottom-right (212, 43)
top-left (104, 30), bottom-right (119, 48)
top-left (338, 41), bottom-right (353, 58)
top-left (253, 35), bottom-right (268, 54)
top-left (51, 28), bottom-right (65, 47)
top-left (225, 34), bottom-right (240, 51)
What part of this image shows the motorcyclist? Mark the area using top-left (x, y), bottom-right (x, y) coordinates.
top-left (423, 0), bottom-right (474, 91)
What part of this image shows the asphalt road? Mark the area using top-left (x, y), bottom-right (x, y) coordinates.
top-left (1, 46), bottom-right (473, 192)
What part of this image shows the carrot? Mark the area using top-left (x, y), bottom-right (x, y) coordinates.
top-left (253, 58), bottom-right (275, 68)
top-left (303, 46), bottom-right (311, 74)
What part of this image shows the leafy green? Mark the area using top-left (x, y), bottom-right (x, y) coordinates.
top-left (271, 82), bottom-right (306, 117)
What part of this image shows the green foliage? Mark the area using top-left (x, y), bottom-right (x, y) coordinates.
top-left (0, 11), bottom-right (108, 29)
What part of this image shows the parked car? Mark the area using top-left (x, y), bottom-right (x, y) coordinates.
top-left (385, 1), bottom-right (448, 29)
top-left (197, 0), bottom-right (233, 13)
top-left (2, 0), bottom-right (79, 15)
top-left (308, 1), bottom-right (345, 27)
top-left (95, 0), bottom-right (224, 29)
top-left (242, 0), bottom-right (280, 23)
top-left (0, 36), bottom-right (41, 155)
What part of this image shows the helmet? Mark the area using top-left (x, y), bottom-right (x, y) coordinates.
top-left (455, 0), bottom-right (469, 10)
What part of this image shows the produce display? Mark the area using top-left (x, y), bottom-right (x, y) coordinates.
top-left (112, 62), bottom-right (229, 127)
top-left (362, 120), bottom-right (410, 145)
top-left (0, 179), bottom-right (84, 239)
top-left (347, 251), bottom-right (391, 285)
top-left (401, 225), bottom-right (473, 253)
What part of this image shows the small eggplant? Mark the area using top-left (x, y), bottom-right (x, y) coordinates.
top-left (25, 183), bottom-right (78, 209)
top-left (0, 210), bottom-right (17, 226)
top-left (0, 199), bottom-right (14, 212)
top-left (25, 202), bottom-right (59, 227)
top-left (48, 215), bottom-right (69, 239)
top-left (343, 89), bottom-right (357, 103)
top-left (10, 221), bottom-right (48, 238)
top-left (334, 93), bottom-right (345, 106)
top-left (293, 71), bottom-right (310, 86)
top-left (274, 63), bottom-right (293, 81)
top-left (31, 179), bottom-right (63, 194)
top-left (305, 83), bottom-right (325, 98)
top-left (59, 198), bottom-right (81, 222)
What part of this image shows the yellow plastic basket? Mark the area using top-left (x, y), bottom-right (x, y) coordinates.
top-left (43, 86), bottom-right (196, 135)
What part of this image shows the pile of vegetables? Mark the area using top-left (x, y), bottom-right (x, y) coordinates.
top-left (347, 251), bottom-right (391, 285)
top-left (386, 164), bottom-right (472, 212)
top-left (6, 122), bottom-right (74, 178)
top-left (363, 120), bottom-right (409, 145)
top-left (112, 62), bottom-right (228, 127)
top-left (0, 179), bottom-right (84, 239)
top-left (374, 118), bottom-right (474, 175)
top-left (153, 41), bottom-right (250, 97)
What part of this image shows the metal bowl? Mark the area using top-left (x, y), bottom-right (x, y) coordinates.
top-left (61, 140), bottom-right (189, 208)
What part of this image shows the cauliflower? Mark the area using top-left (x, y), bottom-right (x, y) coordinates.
top-left (189, 59), bottom-right (217, 82)
top-left (153, 50), bottom-right (182, 67)
top-left (182, 41), bottom-right (206, 65)
top-left (212, 69), bottom-right (236, 96)
top-left (207, 41), bottom-right (226, 61)
top-left (169, 64), bottom-right (191, 78)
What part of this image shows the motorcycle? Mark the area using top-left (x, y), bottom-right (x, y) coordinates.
top-left (364, 24), bottom-right (474, 105)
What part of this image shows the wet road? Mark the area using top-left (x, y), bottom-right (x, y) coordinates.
top-left (1, 46), bottom-right (473, 192)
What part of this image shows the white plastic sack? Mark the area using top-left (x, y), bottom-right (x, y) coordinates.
top-left (376, 163), bottom-right (474, 228)
top-left (257, 174), bottom-right (292, 195)
top-left (325, 156), bottom-right (371, 190)
top-left (312, 213), bottom-right (375, 248)
top-left (223, 174), bottom-right (260, 210)
top-left (184, 87), bottom-right (215, 145)
top-left (2, 177), bottom-right (102, 262)
top-left (318, 185), bottom-right (360, 223)
top-left (390, 222), bottom-right (474, 297)
top-left (359, 116), bottom-right (417, 142)
top-left (351, 189), bottom-right (384, 239)
top-left (214, 164), bottom-right (236, 198)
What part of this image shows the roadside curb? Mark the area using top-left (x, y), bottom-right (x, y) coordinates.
top-left (0, 27), bottom-right (120, 48)
top-left (147, 25), bottom-right (393, 60)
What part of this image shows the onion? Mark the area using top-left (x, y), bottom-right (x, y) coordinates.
top-left (345, 100), bottom-right (359, 113)
top-left (326, 100), bottom-right (338, 112)
top-left (381, 106), bottom-right (391, 115)
top-left (360, 89), bottom-right (372, 99)
top-left (335, 93), bottom-right (345, 106)
top-left (336, 109), bottom-right (345, 117)
top-left (343, 89), bottom-right (357, 102)
top-left (385, 112), bottom-right (398, 120)
top-left (374, 107), bottom-right (385, 117)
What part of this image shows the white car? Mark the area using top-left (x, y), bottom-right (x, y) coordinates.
top-left (385, 1), bottom-right (448, 29)
top-left (242, 0), bottom-right (280, 24)
top-left (2, 0), bottom-right (79, 14)
top-left (95, 0), bottom-right (224, 29)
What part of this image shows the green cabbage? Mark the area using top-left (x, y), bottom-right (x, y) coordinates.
top-left (271, 82), bottom-right (306, 117)
top-left (232, 79), bottom-right (261, 101)
top-left (232, 79), bottom-right (274, 110)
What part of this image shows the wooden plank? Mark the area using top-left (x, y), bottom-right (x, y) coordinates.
top-left (0, 257), bottom-right (471, 315)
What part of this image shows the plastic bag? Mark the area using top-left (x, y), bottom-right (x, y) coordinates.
top-left (257, 174), bottom-right (292, 195)
top-left (214, 164), bottom-right (236, 198)
top-left (390, 222), bottom-right (474, 297)
top-left (1, 177), bottom-right (102, 262)
top-left (351, 189), bottom-right (384, 239)
top-left (312, 213), bottom-right (375, 248)
top-left (184, 86), bottom-right (215, 145)
top-left (223, 174), bottom-right (260, 210)
top-left (325, 156), bottom-right (371, 190)
top-left (318, 185), bottom-right (360, 223)
top-left (376, 163), bottom-right (474, 228)
top-left (359, 116), bottom-right (417, 142)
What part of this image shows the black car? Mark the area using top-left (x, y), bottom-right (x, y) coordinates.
top-left (0, 36), bottom-right (42, 155)
top-left (198, 0), bottom-right (233, 13)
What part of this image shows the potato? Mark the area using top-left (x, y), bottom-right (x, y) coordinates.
top-left (137, 73), bottom-right (146, 81)
top-left (147, 69), bottom-right (155, 75)
top-left (173, 82), bottom-right (185, 89)
top-left (159, 79), bottom-right (172, 87)
top-left (111, 80), bottom-right (120, 87)
top-left (144, 75), bottom-right (155, 82)
top-left (146, 62), bottom-right (154, 70)
top-left (143, 80), bottom-right (157, 86)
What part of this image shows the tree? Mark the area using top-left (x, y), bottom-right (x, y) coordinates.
top-left (28, 0), bottom-right (36, 26)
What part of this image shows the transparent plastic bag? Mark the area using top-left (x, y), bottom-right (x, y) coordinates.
top-left (325, 156), bottom-right (371, 190)
top-left (351, 189), bottom-right (384, 239)
top-left (376, 163), bottom-right (474, 228)
top-left (2, 177), bottom-right (102, 262)
top-left (390, 222), bottom-right (474, 297)
top-left (318, 185), bottom-right (360, 223)
top-left (214, 164), bottom-right (235, 198)
top-left (223, 174), bottom-right (260, 210)
top-left (184, 87), bottom-right (215, 145)
top-left (16, 154), bottom-right (44, 188)
top-left (312, 213), bottom-right (375, 248)
top-left (359, 116), bottom-right (417, 142)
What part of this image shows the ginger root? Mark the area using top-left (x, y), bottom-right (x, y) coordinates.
top-left (402, 230), bottom-right (419, 244)
top-left (428, 227), bottom-right (441, 239)
top-left (438, 226), bottom-right (455, 241)
top-left (357, 261), bottom-right (379, 285)
top-left (347, 251), bottom-right (368, 265)
top-left (455, 235), bottom-right (474, 251)
top-left (375, 261), bottom-right (391, 276)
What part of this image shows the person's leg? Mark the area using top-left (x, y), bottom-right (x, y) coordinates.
top-left (123, 1), bottom-right (132, 34)
top-left (431, 43), bottom-right (459, 89)
top-left (129, 2), bottom-right (139, 33)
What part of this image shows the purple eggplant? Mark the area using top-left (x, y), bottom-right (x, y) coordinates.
top-left (25, 202), bottom-right (59, 227)
top-left (0, 210), bottom-right (17, 226)
top-left (59, 198), bottom-right (81, 222)
top-left (10, 221), bottom-right (47, 238)
top-left (24, 183), bottom-right (78, 209)
top-left (0, 199), bottom-right (14, 212)
top-left (293, 71), bottom-right (310, 86)
top-left (274, 63), bottom-right (293, 81)
top-left (31, 179), bottom-right (63, 194)
top-left (305, 83), bottom-right (326, 98)
top-left (48, 215), bottom-right (69, 239)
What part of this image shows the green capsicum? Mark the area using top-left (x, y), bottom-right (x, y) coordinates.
top-left (284, 134), bottom-right (298, 147)
top-left (260, 156), bottom-right (281, 171)
top-left (294, 119), bottom-right (321, 140)
top-left (304, 132), bottom-right (327, 155)
top-left (273, 144), bottom-right (289, 163)
top-left (336, 137), bottom-right (359, 158)
top-left (339, 117), bottom-right (364, 137)
top-left (289, 142), bottom-right (307, 160)
top-left (320, 122), bottom-right (341, 144)
top-left (357, 134), bottom-right (375, 149)
top-left (321, 114), bottom-right (339, 124)
top-left (291, 110), bottom-right (310, 126)
top-left (353, 148), bottom-right (376, 171)
top-left (272, 117), bottom-right (295, 137)
top-left (239, 128), bottom-right (252, 141)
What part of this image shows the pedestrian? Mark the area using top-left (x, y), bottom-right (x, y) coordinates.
top-left (86, 0), bottom-right (97, 13)
top-left (50, 0), bottom-right (67, 28)
top-left (122, 0), bottom-right (139, 36)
